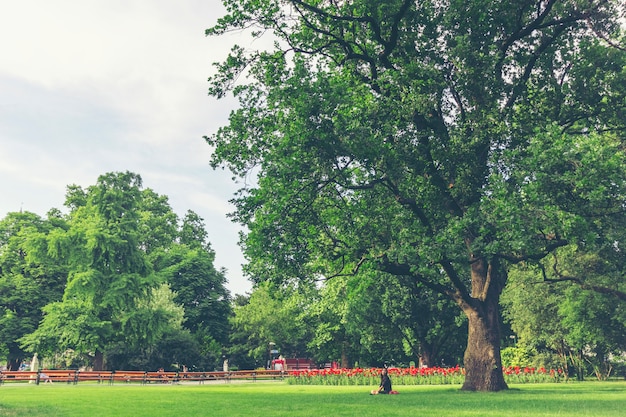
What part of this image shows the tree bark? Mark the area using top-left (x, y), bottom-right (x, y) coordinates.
top-left (419, 341), bottom-right (435, 368)
top-left (340, 342), bottom-right (350, 368)
top-left (8, 358), bottom-right (21, 371)
top-left (461, 305), bottom-right (508, 391)
top-left (460, 258), bottom-right (508, 391)
top-left (93, 350), bottom-right (105, 371)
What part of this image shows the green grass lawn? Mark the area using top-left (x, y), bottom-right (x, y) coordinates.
top-left (1, 381), bottom-right (625, 417)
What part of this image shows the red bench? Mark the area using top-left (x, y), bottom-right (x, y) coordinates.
top-left (38, 370), bottom-right (77, 384)
top-left (145, 371), bottom-right (178, 384)
top-left (111, 370), bottom-right (147, 384)
top-left (75, 370), bottom-right (113, 384)
top-left (0, 370), bottom-right (39, 384)
top-left (284, 358), bottom-right (316, 370)
top-left (0, 370), bottom-right (76, 385)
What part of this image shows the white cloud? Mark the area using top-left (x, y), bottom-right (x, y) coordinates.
top-left (0, 0), bottom-right (253, 295)
top-left (186, 190), bottom-right (234, 218)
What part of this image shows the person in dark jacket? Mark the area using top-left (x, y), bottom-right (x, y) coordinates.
top-left (370, 367), bottom-right (392, 394)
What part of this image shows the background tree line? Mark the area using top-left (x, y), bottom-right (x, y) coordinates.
top-left (0, 172), bottom-right (231, 371)
top-left (2, 171), bottom-right (624, 381)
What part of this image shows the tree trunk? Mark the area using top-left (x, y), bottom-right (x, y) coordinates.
top-left (460, 258), bottom-right (508, 391)
top-left (419, 341), bottom-right (435, 368)
top-left (8, 358), bottom-right (21, 371)
top-left (461, 306), bottom-right (508, 391)
top-left (93, 350), bottom-right (105, 371)
top-left (340, 342), bottom-right (349, 368)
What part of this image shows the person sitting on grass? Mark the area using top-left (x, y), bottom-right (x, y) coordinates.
top-left (370, 367), bottom-right (392, 395)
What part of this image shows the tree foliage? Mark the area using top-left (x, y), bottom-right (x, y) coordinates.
top-left (229, 283), bottom-right (314, 368)
top-left (502, 244), bottom-right (626, 380)
top-left (19, 173), bottom-right (163, 368)
top-left (154, 240), bottom-right (232, 368)
top-left (206, 0), bottom-right (626, 390)
top-left (307, 271), bottom-right (465, 368)
top-left (7, 172), bottom-right (231, 371)
top-left (0, 211), bottom-right (67, 370)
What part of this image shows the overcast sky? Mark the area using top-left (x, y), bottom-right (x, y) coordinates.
top-left (0, 0), bottom-right (254, 295)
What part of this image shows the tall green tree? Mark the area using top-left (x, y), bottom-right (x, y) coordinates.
top-left (502, 245), bottom-right (626, 380)
top-left (229, 283), bottom-right (314, 368)
top-left (0, 211), bottom-right (67, 370)
top-left (155, 240), bottom-right (232, 369)
top-left (21, 172), bottom-right (163, 369)
top-left (175, 211), bottom-right (231, 347)
top-left (18, 172), bottom-right (232, 371)
top-left (103, 283), bottom-right (192, 370)
top-left (206, 0), bottom-right (626, 390)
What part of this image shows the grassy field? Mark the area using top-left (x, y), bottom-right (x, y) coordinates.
top-left (1, 381), bottom-right (625, 417)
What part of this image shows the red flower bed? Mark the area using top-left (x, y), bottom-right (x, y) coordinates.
top-left (287, 365), bottom-right (561, 385)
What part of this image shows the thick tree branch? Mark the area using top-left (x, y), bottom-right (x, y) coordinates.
top-left (540, 263), bottom-right (626, 301)
top-left (376, 255), bottom-right (465, 302)
top-left (479, 261), bottom-right (494, 302)
top-left (585, 13), bottom-right (626, 51)
top-left (378, 0), bottom-right (413, 68)
top-left (439, 259), bottom-right (474, 307)
top-left (505, 23), bottom-right (569, 109)
top-left (495, 0), bottom-right (559, 80)
top-left (497, 237), bottom-right (569, 264)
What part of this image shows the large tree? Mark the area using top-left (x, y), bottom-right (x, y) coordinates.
top-left (17, 172), bottom-right (232, 371)
top-left (21, 172), bottom-right (167, 369)
top-left (206, 0), bottom-right (626, 390)
top-left (0, 211), bottom-right (67, 370)
top-left (154, 212), bottom-right (233, 369)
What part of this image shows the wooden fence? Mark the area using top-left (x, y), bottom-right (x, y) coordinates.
top-left (0, 369), bottom-right (286, 385)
